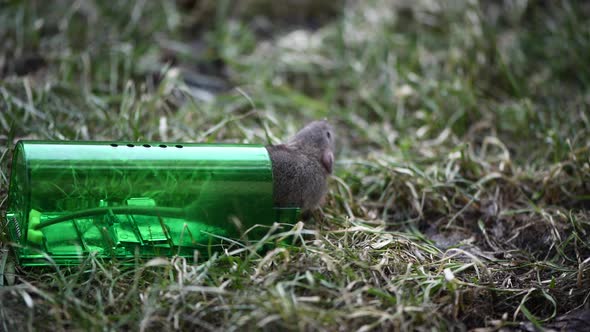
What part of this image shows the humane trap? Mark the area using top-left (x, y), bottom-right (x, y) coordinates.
top-left (4, 141), bottom-right (300, 266)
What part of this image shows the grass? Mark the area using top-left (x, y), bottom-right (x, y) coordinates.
top-left (1, 0), bottom-right (589, 330)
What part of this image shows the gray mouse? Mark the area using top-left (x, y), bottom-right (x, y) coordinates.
top-left (266, 120), bottom-right (335, 217)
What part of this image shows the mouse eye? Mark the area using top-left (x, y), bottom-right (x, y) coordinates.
top-left (326, 131), bottom-right (331, 139)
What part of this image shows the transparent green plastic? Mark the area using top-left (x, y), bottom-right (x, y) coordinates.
top-left (4, 141), bottom-right (299, 266)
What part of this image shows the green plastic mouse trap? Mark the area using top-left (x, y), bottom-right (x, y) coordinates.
top-left (3, 141), bottom-right (300, 266)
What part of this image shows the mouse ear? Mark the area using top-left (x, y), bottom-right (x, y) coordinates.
top-left (322, 150), bottom-right (334, 174)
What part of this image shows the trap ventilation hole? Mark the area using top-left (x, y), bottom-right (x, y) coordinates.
top-left (175, 144), bottom-right (183, 148)
top-left (111, 143), bottom-right (173, 148)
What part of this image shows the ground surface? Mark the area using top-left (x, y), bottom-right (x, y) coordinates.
top-left (1, 0), bottom-right (589, 331)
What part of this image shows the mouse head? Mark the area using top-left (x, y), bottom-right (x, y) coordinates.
top-left (288, 120), bottom-right (335, 173)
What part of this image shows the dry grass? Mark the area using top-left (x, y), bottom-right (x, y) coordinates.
top-left (1, 0), bottom-right (589, 330)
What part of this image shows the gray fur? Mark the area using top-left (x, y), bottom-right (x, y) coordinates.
top-left (266, 120), bottom-right (335, 214)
